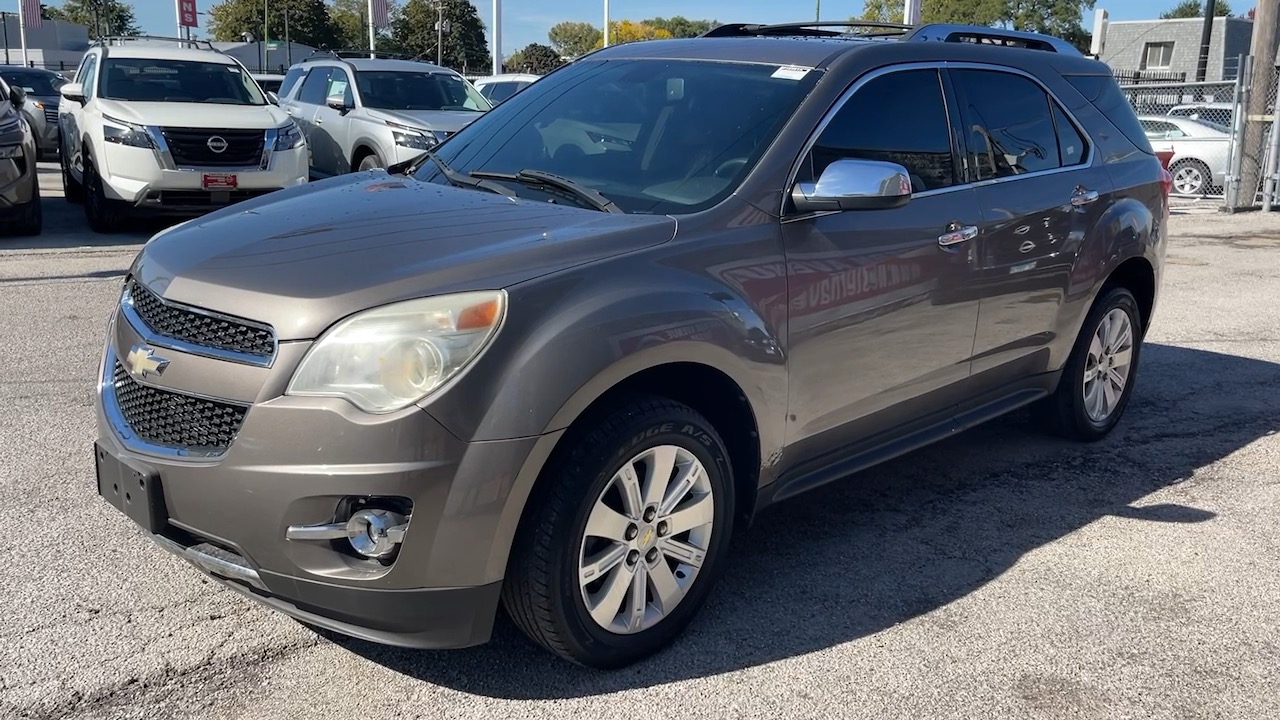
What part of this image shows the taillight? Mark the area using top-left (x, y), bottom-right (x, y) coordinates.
top-left (1160, 167), bottom-right (1173, 197)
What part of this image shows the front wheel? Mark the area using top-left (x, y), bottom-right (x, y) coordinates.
top-left (502, 397), bottom-right (735, 668)
top-left (83, 161), bottom-right (128, 233)
top-left (357, 152), bottom-right (384, 172)
top-left (1034, 286), bottom-right (1142, 441)
top-left (61, 151), bottom-right (83, 204)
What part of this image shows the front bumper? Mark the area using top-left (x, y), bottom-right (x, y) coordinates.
top-left (93, 302), bottom-right (538, 648)
top-left (97, 140), bottom-right (309, 211)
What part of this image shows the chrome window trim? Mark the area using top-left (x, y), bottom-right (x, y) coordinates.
top-left (780, 60), bottom-right (1098, 220)
top-left (99, 343), bottom-right (248, 461)
top-left (122, 280), bottom-right (278, 368)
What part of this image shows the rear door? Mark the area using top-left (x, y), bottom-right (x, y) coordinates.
top-left (948, 66), bottom-right (1113, 394)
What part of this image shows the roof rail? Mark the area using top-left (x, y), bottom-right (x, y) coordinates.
top-left (303, 48), bottom-right (428, 61)
top-left (902, 24), bottom-right (1082, 55)
top-left (700, 21), bottom-right (913, 39)
top-left (92, 35), bottom-right (222, 53)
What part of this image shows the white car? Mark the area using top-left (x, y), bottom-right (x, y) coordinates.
top-left (1139, 115), bottom-right (1230, 195)
top-left (57, 37), bottom-right (309, 233)
top-left (472, 73), bottom-right (540, 105)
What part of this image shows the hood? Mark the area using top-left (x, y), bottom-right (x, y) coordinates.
top-left (370, 108), bottom-right (484, 135)
top-left (96, 99), bottom-right (290, 129)
top-left (132, 173), bottom-right (676, 340)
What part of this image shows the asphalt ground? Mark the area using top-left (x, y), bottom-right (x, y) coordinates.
top-left (1, 166), bottom-right (1277, 719)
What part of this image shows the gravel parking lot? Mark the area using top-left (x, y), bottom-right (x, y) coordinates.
top-left (2, 166), bottom-right (1278, 719)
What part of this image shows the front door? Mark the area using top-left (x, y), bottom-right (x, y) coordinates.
top-left (780, 67), bottom-right (981, 468)
top-left (288, 66), bottom-right (333, 177)
top-left (310, 66), bottom-right (356, 175)
top-left (947, 67), bottom-right (1115, 394)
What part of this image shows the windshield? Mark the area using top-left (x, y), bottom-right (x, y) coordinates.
top-left (99, 59), bottom-right (266, 105)
top-left (2, 71), bottom-right (65, 96)
top-left (414, 59), bottom-right (820, 214)
top-left (356, 70), bottom-right (490, 112)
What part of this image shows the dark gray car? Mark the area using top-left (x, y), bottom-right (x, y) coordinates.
top-left (93, 22), bottom-right (1169, 668)
top-left (0, 65), bottom-right (64, 159)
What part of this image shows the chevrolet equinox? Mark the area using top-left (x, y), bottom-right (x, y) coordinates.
top-left (93, 22), bottom-right (1169, 668)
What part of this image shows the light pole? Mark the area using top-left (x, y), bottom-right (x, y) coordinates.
top-left (492, 0), bottom-right (501, 75)
top-left (603, 0), bottom-right (610, 47)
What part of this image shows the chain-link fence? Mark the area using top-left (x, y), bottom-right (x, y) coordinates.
top-left (1118, 78), bottom-right (1239, 198)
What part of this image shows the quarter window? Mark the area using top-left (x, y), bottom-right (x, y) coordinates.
top-left (807, 68), bottom-right (958, 192)
top-left (951, 69), bottom-right (1083, 180)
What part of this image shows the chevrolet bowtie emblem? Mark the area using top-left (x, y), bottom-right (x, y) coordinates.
top-left (125, 344), bottom-right (169, 380)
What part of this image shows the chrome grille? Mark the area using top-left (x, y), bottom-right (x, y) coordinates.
top-left (127, 279), bottom-right (275, 359)
top-left (160, 127), bottom-right (265, 167)
top-left (112, 362), bottom-right (248, 452)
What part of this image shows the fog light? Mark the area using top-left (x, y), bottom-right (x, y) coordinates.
top-left (345, 508), bottom-right (407, 558)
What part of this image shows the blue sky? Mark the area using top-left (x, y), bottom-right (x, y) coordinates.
top-left (41, 0), bottom-right (1222, 57)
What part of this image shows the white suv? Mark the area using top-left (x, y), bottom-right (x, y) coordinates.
top-left (58, 37), bottom-right (309, 232)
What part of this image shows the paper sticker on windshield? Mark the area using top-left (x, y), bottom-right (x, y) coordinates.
top-left (772, 65), bottom-right (812, 80)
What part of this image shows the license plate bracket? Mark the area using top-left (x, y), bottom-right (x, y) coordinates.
top-left (202, 173), bottom-right (238, 190)
top-left (95, 443), bottom-right (167, 534)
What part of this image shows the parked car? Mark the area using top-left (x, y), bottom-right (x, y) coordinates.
top-left (1139, 115), bottom-right (1229, 195)
top-left (57, 37), bottom-right (310, 233)
top-left (0, 65), bottom-right (66, 160)
top-left (276, 55), bottom-right (491, 177)
top-left (252, 72), bottom-right (286, 96)
top-left (1166, 101), bottom-right (1233, 130)
top-left (93, 21), bottom-right (1168, 669)
top-left (0, 73), bottom-right (41, 235)
top-left (472, 72), bottom-right (540, 104)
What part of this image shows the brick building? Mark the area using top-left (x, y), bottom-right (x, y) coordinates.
top-left (1100, 16), bottom-right (1254, 81)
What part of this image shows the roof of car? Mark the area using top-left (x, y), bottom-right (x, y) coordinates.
top-left (307, 57), bottom-right (456, 74)
top-left (95, 44), bottom-right (240, 63)
top-left (0, 65), bottom-right (60, 74)
top-left (475, 73), bottom-right (541, 84)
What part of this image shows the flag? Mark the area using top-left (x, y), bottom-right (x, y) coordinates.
top-left (178, 0), bottom-right (200, 28)
top-left (20, 0), bottom-right (42, 28)
top-left (369, 0), bottom-right (390, 29)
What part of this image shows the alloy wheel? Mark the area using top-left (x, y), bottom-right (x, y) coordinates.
top-left (1083, 307), bottom-right (1134, 423)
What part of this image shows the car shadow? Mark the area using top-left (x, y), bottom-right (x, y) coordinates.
top-left (320, 343), bottom-right (1277, 698)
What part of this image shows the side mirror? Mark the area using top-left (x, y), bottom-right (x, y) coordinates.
top-left (59, 82), bottom-right (86, 104)
top-left (791, 158), bottom-right (913, 213)
top-left (326, 93), bottom-right (350, 113)
top-left (9, 86), bottom-right (25, 108)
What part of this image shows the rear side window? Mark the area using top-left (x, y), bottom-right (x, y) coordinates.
top-left (1064, 74), bottom-right (1154, 155)
top-left (808, 68), bottom-right (958, 192)
top-left (279, 66), bottom-right (305, 98)
top-left (951, 68), bottom-right (1068, 179)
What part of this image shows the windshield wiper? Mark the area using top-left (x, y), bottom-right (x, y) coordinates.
top-left (470, 168), bottom-right (623, 214)
top-left (396, 151), bottom-right (515, 198)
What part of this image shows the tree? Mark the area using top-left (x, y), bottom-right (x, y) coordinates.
top-left (331, 0), bottom-right (400, 50)
top-left (548, 21), bottom-right (601, 58)
top-left (1160, 0), bottom-right (1232, 17)
top-left (505, 43), bottom-right (565, 74)
top-left (594, 20), bottom-right (673, 48)
top-left (44, 0), bottom-right (140, 37)
top-left (391, 0), bottom-right (490, 72)
top-left (207, 0), bottom-right (341, 48)
top-left (855, 0), bottom-right (1094, 51)
top-left (642, 16), bottom-right (718, 38)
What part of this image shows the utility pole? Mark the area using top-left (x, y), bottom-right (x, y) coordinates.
top-left (904, 0), bottom-right (923, 25)
top-left (603, 0), bottom-right (609, 47)
top-left (492, 0), bottom-right (501, 74)
top-left (1233, 0), bottom-right (1280, 209)
top-left (437, 2), bottom-right (443, 66)
top-left (1195, 0), bottom-right (1215, 82)
top-left (815, 0), bottom-right (820, 22)
top-left (262, 0), bottom-right (269, 72)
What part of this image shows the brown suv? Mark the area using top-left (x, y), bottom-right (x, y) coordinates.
top-left (92, 21), bottom-right (1169, 668)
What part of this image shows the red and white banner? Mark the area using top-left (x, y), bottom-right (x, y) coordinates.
top-left (177, 0), bottom-right (199, 28)
top-left (20, 0), bottom-right (41, 28)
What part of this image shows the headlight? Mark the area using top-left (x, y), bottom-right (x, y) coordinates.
top-left (103, 114), bottom-right (153, 149)
top-left (274, 120), bottom-right (304, 150)
top-left (286, 291), bottom-right (506, 413)
top-left (387, 120), bottom-right (437, 151)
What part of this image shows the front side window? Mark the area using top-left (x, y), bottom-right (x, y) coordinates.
top-left (98, 59), bottom-right (266, 105)
top-left (79, 55), bottom-right (99, 99)
top-left (279, 66), bottom-right (306, 98)
top-left (804, 68), bottom-right (958, 193)
top-left (297, 67), bottom-right (334, 105)
top-left (952, 69), bottom-right (1069, 179)
top-left (355, 70), bottom-right (490, 112)
top-left (415, 58), bottom-right (821, 215)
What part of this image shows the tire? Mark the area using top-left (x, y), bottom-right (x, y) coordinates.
top-left (83, 160), bottom-right (128, 233)
top-left (7, 181), bottom-right (42, 236)
top-left (1170, 159), bottom-right (1211, 196)
top-left (1034, 286), bottom-right (1143, 441)
top-left (502, 396), bottom-right (736, 669)
top-left (62, 151), bottom-right (83, 204)
top-left (356, 152), bottom-right (384, 172)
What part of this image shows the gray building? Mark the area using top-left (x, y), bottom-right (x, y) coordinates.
top-left (210, 41), bottom-right (319, 73)
top-left (0, 13), bottom-right (90, 74)
top-left (1100, 17), bottom-right (1254, 82)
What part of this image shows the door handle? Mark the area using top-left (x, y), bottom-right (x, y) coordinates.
top-left (1071, 188), bottom-right (1099, 206)
top-left (938, 224), bottom-right (978, 246)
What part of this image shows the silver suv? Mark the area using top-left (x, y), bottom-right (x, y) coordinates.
top-left (276, 54), bottom-right (491, 177)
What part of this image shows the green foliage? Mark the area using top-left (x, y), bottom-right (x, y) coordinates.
top-left (854, 0), bottom-right (1095, 51)
top-left (330, 0), bottom-right (398, 50)
top-left (505, 43), bottom-right (564, 74)
top-left (44, 0), bottom-right (140, 37)
top-left (1160, 0), bottom-right (1232, 18)
top-left (548, 21), bottom-right (602, 58)
top-left (207, 0), bottom-right (341, 48)
top-left (391, 0), bottom-right (491, 72)
top-left (641, 16), bottom-right (718, 38)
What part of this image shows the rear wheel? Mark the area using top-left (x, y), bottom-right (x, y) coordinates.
top-left (83, 160), bottom-right (128, 233)
top-left (1034, 286), bottom-right (1142, 441)
top-left (1170, 159), bottom-right (1211, 195)
top-left (502, 397), bottom-right (735, 668)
